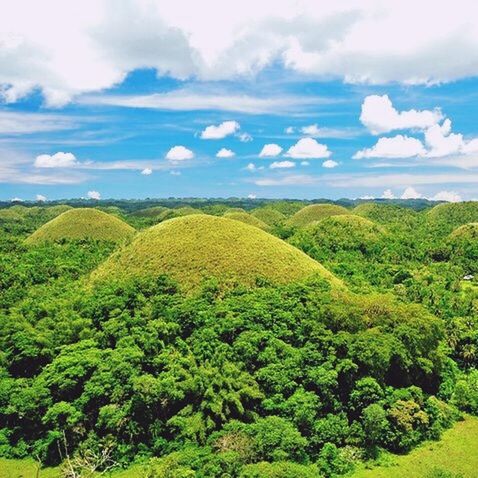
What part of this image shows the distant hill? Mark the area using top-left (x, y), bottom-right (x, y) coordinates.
top-left (288, 204), bottom-right (350, 228)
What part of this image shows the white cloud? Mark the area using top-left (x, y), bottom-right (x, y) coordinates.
top-left (238, 132), bottom-right (253, 142)
top-left (301, 161), bottom-right (310, 166)
top-left (285, 137), bottom-right (331, 159)
top-left (5, 2), bottom-right (478, 105)
top-left (301, 124), bottom-right (322, 136)
top-left (200, 120), bottom-right (240, 139)
top-left (285, 126), bottom-right (295, 134)
top-left (382, 189), bottom-right (395, 199)
top-left (141, 167), bottom-right (153, 175)
top-left (270, 160), bottom-right (295, 169)
top-left (259, 143), bottom-right (283, 157)
top-left (401, 186), bottom-right (422, 199)
top-left (81, 90), bottom-right (320, 115)
top-left (87, 190), bottom-right (101, 200)
top-left (431, 190), bottom-right (462, 202)
top-left (170, 170), bottom-right (181, 175)
top-left (353, 135), bottom-right (426, 159)
top-left (34, 151), bottom-right (78, 168)
top-left (166, 145), bottom-right (194, 161)
top-left (245, 162), bottom-right (257, 171)
top-left (254, 174), bottom-right (317, 186)
top-left (0, 111), bottom-right (77, 134)
top-left (216, 148), bottom-right (235, 158)
top-left (322, 159), bottom-right (338, 168)
top-left (360, 95), bottom-right (443, 135)
top-left (36, 194), bottom-right (47, 201)
top-left (247, 193), bottom-right (257, 199)
top-left (10, 197), bottom-right (23, 202)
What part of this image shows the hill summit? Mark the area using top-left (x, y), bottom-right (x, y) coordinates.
top-left (26, 208), bottom-right (136, 244)
top-left (91, 214), bottom-right (338, 290)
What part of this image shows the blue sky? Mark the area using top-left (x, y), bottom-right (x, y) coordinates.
top-left (1, 1), bottom-right (478, 201)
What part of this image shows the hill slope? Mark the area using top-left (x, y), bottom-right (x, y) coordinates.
top-left (288, 204), bottom-right (350, 227)
top-left (427, 202), bottom-right (478, 230)
top-left (26, 208), bottom-right (136, 244)
top-left (223, 211), bottom-right (270, 230)
top-left (91, 215), bottom-right (338, 290)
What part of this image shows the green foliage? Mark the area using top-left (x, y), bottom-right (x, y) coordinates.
top-left (223, 212), bottom-right (270, 230)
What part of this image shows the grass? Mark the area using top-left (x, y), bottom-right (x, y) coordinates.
top-left (251, 207), bottom-right (286, 226)
top-left (25, 208), bottom-right (136, 244)
top-left (223, 211), bottom-right (270, 230)
top-left (2, 416), bottom-right (477, 477)
top-left (288, 204), bottom-right (350, 228)
top-left (91, 214), bottom-right (339, 291)
top-left (426, 202), bottom-right (478, 229)
top-left (352, 415), bottom-right (478, 478)
top-left (129, 206), bottom-right (170, 217)
top-left (353, 203), bottom-right (417, 225)
top-left (450, 223), bottom-right (478, 240)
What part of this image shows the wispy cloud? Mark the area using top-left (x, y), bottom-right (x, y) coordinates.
top-left (0, 110), bottom-right (78, 135)
top-left (253, 174), bottom-right (318, 186)
top-left (78, 89), bottom-right (328, 115)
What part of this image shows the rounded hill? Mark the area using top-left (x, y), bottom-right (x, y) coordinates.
top-left (251, 207), bottom-right (286, 226)
top-left (288, 204), bottom-right (350, 228)
top-left (26, 208), bottom-right (136, 244)
top-left (305, 215), bottom-right (385, 252)
top-left (450, 223), bottom-right (478, 240)
top-left (427, 202), bottom-right (478, 229)
top-left (130, 206), bottom-right (170, 218)
top-left (91, 215), bottom-right (339, 290)
top-left (353, 203), bottom-right (418, 225)
top-left (223, 211), bottom-right (270, 230)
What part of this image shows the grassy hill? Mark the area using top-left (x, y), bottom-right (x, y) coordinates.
top-left (251, 207), bottom-right (286, 226)
top-left (25, 208), bottom-right (136, 244)
top-left (129, 206), bottom-right (170, 218)
top-left (426, 202), bottom-right (478, 230)
top-left (91, 215), bottom-right (338, 290)
top-left (353, 203), bottom-right (418, 226)
top-left (450, 222), bottom-right (478, 240)
top-left (288, 204), bottom-right (350, 227)
top-left (305, 215), bottom-right (385, 251)
top-left (223, 211), bottom-right (270, 230)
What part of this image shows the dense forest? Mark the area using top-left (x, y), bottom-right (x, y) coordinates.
top-left (0, 199), bottom-right (477, 478)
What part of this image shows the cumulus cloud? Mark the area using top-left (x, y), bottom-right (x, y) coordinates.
top-left (166, 145), bottom-right (194, 161)
top-left (34, 152), bottom-right (78, 168)
top-left (216, 148), bottom-right (235, 158)
top-left (87, 190), bottom-right (101, 200)
top-left (141, 168), bottom-right (152, 175)
top-left (247, 193), bottom-right (257, 199)
top-left (353, 135), bottom-right (426, 159)
top-left (285, 126), bottom-right (295, 134)
top-left (431, 190), bottom-right (462, 202)
top-left (285, 138), bottom-right (331, 159)
top-left (360, 95), bottom-right (443, 135)
top-left (36, 194), bottom-right (47, 201)
top-left (401, 186), bottom-right (422, 199)
top-left (200, 120), bottom-right (240, 139)
top-left (270, 160), bottom-right (295, 169)
top-left (4, 2), bottom-right (478, 105)
top-left (259, 143), bottom-right (283, 157)
top-left (382, 189), bottom-right (395, 199)
top-left (322, 159), bottom-right (338, 168)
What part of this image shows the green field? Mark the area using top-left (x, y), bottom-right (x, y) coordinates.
top-left (352, 415), bottom-right (478, 478)
top-left (1, 416), bottom-right (477, 477)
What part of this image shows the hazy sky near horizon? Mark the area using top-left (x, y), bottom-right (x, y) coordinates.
top-left (1, 0), bottom-right (478, 201)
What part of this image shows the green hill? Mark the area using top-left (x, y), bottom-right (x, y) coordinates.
top-left (157, 206), bottom-right (205, 222)
top-left (306, 215), bottom-right (385, 251)
top-left (251, 207), bottom-right (286, 226)
top-left (91, 215), bottom-right (339, 290)
top-left (288, 204), bottom-right (350, 227)
top-left (223, 211), bottom-right (270, 230)
top-left (25, 208), bottom-right (136, 244)
top-left (426, 202), bottom-right (478, 230)
top-left (450, 222), bottom-right (478, 240)
top-left (129, 206), bottom-right (170, 218)
top-left (353, 203), bottom-right (417, 225)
